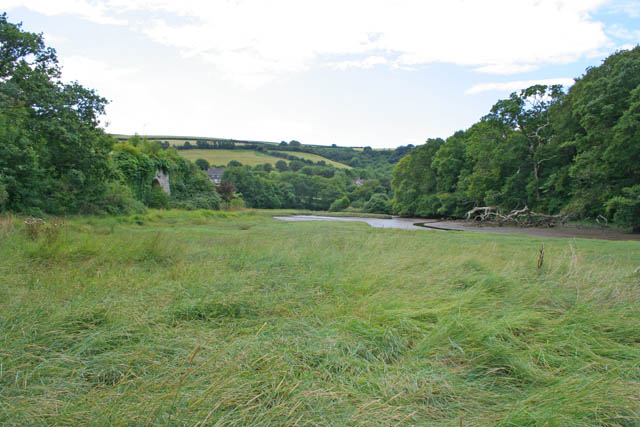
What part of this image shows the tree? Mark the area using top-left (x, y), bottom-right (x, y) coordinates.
top-left (289, 160), bottom-right (304, 171)
top-left (485, 84), bottom-right (564, 204)
top-left (329, 196), bottom-right (350, 212)
top-left (275, 160), bottom-right (289, 172)
top-left (0, 13), bottom-right (114, 214)
top-left (364, 193), bottom-right (391, 214)
top-left (195, 158), bottom-right (210, 171)
top-left (216, 180), bottom-right (236, 202)
top-left (558, 46), bottom-right (640, 218)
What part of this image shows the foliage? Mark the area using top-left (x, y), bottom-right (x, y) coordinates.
top-left (0, 14), bottom-right (114, 214)
top-left (606, 185), bottom-right (640, 232)
top-left (364, 193), bottom-right (391, 214)
top-left (391, 47), bottom-right (640, 230)
top-left (194, 158), bottom-right (210, 171)
top-left (328, 195), bottom-right (350, 212)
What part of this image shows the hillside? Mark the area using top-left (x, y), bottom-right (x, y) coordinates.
top-left (111, 135), bottom-right (353, 169)
top-left (179, 149), bottom-right (293, 167)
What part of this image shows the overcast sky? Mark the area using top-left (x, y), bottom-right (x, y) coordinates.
top-left (5, 0), bottom-right (640, 147)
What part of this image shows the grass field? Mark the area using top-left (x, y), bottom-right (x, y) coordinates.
top-left (278, 151), bottom-right (351, 169)
top-left (178, 149), bottom-right (289, 167)
top-left (178, 149), bottom-right (350, 169)
top-left (1, 210), bottom-right (639, 425)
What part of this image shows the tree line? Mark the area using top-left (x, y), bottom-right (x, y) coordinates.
top-left (0, 14), bottom-right (220, 215)
top-left (392, 47), bottom-right (640, 231)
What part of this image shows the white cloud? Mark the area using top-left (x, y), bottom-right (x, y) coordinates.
top-left (606, 24), bottom-right (640, 40)
top-left (465, 78), bottom-right (576, 95)
top-left (59, 56), bottom-right (138, 89)
top-left (7, 0), bottom-right (614, 87)
top-left (42, 32), bottom-right (68, 45)
top-left (5, 0), bottom-right (127, 26)
top-left (473, 64), bottom-right (540, 75)
top-left (328, 56), bottom-right (388, 71)
top-left (606, 0), bottom-right (640, 17)
top-left (617, 43), bottom-right (638, 51)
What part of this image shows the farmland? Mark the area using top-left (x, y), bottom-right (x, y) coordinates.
top-left (178, 149), bottom-right (351, 169)
top-left (178, 149), bottom-right (288, 167)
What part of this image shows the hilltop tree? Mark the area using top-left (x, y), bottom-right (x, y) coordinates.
top-left (195, 158), bottom-right (210, 170)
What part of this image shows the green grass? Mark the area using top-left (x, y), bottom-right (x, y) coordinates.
top-left (1, 210), bottom-right (639, 425)
top-left (178, 149), bottom-right (289, 167)
top-left (177, 149), bottom-right (350, 169)
top-left (277, 151), bottom-right (352, 169)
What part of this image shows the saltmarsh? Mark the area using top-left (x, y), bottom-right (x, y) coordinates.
top-left (0, 210), bottom-right (638, 425)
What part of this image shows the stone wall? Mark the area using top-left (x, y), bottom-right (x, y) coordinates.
top-left (153, 170), bottom-right (171, 195)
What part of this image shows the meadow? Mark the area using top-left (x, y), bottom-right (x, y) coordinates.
top-left (178, 149), bottom-right (289, 167)
top-left (177, 148), bottom-right (350, 169)
top-left (1, 210), bottom-right (639, 425)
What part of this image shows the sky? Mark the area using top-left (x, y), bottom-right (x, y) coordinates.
top-left (4, 0), bottom-right (640, 148)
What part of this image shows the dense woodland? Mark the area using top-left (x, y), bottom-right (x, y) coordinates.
top-left (1, 13), bottom-right (639, 231)
top-left (392, 47), bottom-right (640, 231)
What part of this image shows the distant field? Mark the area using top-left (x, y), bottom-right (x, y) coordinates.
top-left (179, 149), bottom-right (285, 167)
top-left (178, 149), bottom-right (351, 169)
top-left (111, 134), bottom-right (352, 168)
top-left (280, 151), bottom-right (351, 169)
top-left (156, 140), bottom-right (251, 147)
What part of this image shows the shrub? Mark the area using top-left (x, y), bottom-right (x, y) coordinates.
top-left (146, 186), bottom-right (171, 209)
top-left (329, 196), bottom-right (350, 212)
top-left (98, 182), bottom-right (147, 215)
top-left (195, 158), bottom-right (210, 171)
top-left (606, 185), bottom-right (640, 232)
top-left (173, 192), bottom-right (221, 210)
top-left (0, 180), bottom-right (7, 211)
top-left (364, 193), bottom-right (391, 214)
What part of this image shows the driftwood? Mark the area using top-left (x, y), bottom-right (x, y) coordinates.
top-left (465, 206), bottom-right (568, 227)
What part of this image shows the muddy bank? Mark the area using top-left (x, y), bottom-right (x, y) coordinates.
top-left (420, 220), bottom-right (640, 241)
top-left (275, 215), bottom-right (640, 241)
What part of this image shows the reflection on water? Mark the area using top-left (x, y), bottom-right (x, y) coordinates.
top-left (274, 215), bottom-right (436, 230)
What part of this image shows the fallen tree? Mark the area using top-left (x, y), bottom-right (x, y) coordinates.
top-left (465, 206), bottom-right (569, 227)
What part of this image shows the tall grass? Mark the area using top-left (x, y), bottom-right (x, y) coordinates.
top-left (1, 210), bottom-right (638, 425)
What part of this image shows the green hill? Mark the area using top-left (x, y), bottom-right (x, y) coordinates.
top-left (111, 135), bottom-right (352, 169)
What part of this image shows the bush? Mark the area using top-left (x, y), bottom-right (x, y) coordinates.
top-left (364, 193), bottom-right (391, 214)
top-left (195, 158), bottom-right (210, 171)
top-left (146, 186), bottom-right (171, 209)
top-left (174, 192), bottom-right (221, 210)
top-left (329, 196), bottom-right (350, 212)
top-left (0, 181), bottom-right (7, 211)
top-left (98, 182), bottom-right (147, 215)
top-left (606, 185), bottom-right (640, 232)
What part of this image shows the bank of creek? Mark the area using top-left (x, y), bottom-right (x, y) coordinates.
top-left (275, 215), bottom-right (640, 241)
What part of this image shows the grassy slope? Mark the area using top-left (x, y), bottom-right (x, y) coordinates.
top-left (177, 149), bottom-right (350, 169)
top-left (1, 211), bottom-right (639, 425)
top-left (178, 149), bottom-right (288, 167)
top-left (278, 151), bottom-right (352, 169)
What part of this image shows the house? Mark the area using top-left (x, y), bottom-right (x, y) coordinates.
top-left (351, 178), bottom-right (365, 186)
top-left (206, 167), bottom-right (225, 184)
